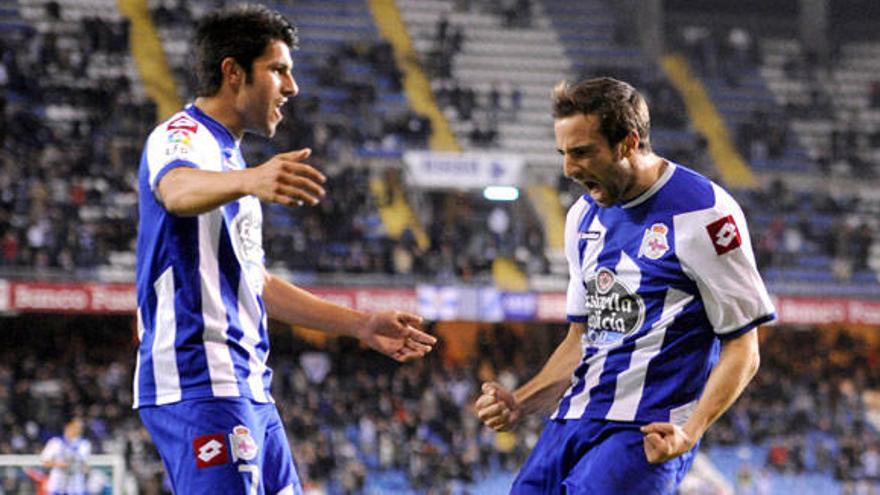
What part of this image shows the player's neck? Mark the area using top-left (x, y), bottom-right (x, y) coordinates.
top-left (624, 153), bottom-right (668, 202)
top-left (194, 95), bottom-right (244, 141)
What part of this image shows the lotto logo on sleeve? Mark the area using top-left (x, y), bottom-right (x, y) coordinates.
top-left (705, 215), bottom-right (742, 255)
top-left (193, 433), bottom-right (229, 469)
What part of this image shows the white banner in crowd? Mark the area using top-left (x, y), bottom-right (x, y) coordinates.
top-left (403, 151), bottom-right (525, 189)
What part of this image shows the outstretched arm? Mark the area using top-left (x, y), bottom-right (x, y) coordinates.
top-left (475, 323), bottom-right (583, 430)
top-left (262, 272), bottom-right (436, 362)
top-left (641, 328), bottom-right (760, 463)
top-left (157, 148), bottom-right (326, 216)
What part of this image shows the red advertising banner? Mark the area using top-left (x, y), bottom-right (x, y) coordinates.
top-left (1, 281), bottom-right (136, 314)
top-left (306, 287), bottom-right (419, 314)
top-left (0, 282), bottom-right (421, 316)
top-left (536, 292), bottom-right (567, 322)
top-left (0, 280), bottom-right (877, 326)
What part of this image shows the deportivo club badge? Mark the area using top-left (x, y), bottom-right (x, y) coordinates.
top-left (596, 269), bottom-right (615, 294)
top-left (638, 223), bottom-right (670, 260)
top-left (229, 425), bottom-right (258, 462)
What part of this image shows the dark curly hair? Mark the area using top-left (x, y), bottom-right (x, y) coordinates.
top-left (194, 4), bottom-right (298, 97)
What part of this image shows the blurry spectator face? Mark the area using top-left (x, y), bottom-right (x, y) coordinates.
top-left (555, 113), bottom-right (638, 207)
top-left (236, 40), bottom-right (297, 138)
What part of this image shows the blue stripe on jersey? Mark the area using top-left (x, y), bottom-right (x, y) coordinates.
top-left (554, 348), bottom-right (597, 418)
top-left (258, 301), bottom-right (273, 393)
top-left (135, 153), bottom-right (164, 403)
top-left (636, 298), bottom-right (718, 421)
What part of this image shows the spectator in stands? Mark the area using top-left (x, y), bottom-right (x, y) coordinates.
top-left (871, 81), bottom-right (880, 109)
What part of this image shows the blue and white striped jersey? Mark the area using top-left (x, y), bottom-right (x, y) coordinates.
top-left (41, 436), bottom-right (91, 493)
top-left (554, 163), bottom-right (775, 425)
top-left (134, 105), bottom-right (272, 409)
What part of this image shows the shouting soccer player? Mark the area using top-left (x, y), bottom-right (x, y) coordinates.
top-left (475, 77), bottom-right (775, 494)
top-left (133, 5), bottom-right (436, 494)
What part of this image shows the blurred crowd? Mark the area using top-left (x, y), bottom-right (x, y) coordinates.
top-left (0, 2), bottom-right (149, 275)
top-left (667, 21), bottom-right (879, 287)
top-left (706, 327), bottom-right (880, 489)
top-left (744, 181), bottom-right (880, 282)
top-left (1, 317), bottom-right (878, 494)
top-left (0, 316), bottom-right (564, 494)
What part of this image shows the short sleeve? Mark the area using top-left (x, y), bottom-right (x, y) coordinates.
top-left (144, 113), bottom-right (211, 192)
top-left (40, 438), bottom-right (61, 463)
top-left (674, 183), bottom-right (776, 337)
top-left (565, 198), bottom-right (591, 322)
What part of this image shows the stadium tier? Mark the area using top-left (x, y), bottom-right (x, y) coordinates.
top-left (0, 0), bottom-right (878, 493)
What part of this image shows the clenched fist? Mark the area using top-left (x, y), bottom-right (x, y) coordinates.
top-left (474, 382), bottom-right (521, 431)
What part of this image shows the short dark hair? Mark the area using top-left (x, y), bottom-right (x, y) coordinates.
top-left (194, 4), bottom-right (298, 97)
top-left (552, 77), bottom-right (651, 153)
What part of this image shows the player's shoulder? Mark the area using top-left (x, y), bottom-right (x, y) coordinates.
top-left (564, 194), bottom-right (592, 230)
top-left (42, 436), bottom-right (63, 450)
top-left (145, 107), bottom-right (217, 164)
top-left (660, 163), bottom-right (740, 216)
top-left (148, 109), bottom-right (207, 142)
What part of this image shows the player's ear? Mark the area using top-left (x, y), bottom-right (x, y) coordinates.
top-left (620, 132), bottom-right (639, 157)
top-left (220, 57), bottom-right (244, 90)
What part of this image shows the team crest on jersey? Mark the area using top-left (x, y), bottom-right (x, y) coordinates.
top-left (638, 223), bottom-right (670, 260)
top-left (166, 114), bottom-right (199, 133)
top-left (584, 267), bottom-right (645, 346)
top-left (193, 433), bottom-right (229, 468)
top-left (229, 425), bottom-right (258, 462)
top-left (705, 215), bottom-right (742, 255)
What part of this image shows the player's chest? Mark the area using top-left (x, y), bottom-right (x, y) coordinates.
top-left (576, 213), bottom-right (687, 293)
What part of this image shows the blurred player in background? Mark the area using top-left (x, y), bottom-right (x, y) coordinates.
top-left (475, 77), bottom-right (775, 494)
top-left (133, 4), bottom-right (436, 494)
top-left (40, 417), bottom-right (90, 495)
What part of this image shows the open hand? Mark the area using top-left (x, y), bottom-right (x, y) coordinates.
top-left (248, 148), bottom-right (326, 207)
top-left (360, 311), bottom-right (436, 362)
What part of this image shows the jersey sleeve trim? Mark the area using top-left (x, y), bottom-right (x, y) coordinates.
top-left (151, 159), bottom-right (198, 192)
top-left (567, 314), bottom-right (589, 323)
top-left (718, 312), bottom-right (776, 341)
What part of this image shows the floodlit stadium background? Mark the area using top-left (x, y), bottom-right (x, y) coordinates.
top-left (1, 0), bottom-right (879, 493)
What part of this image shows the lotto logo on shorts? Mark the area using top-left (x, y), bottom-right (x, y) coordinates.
top-left (705, 215), bottom-right (742, 255)
top-left (193, 433), bottom-right (229, 469)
